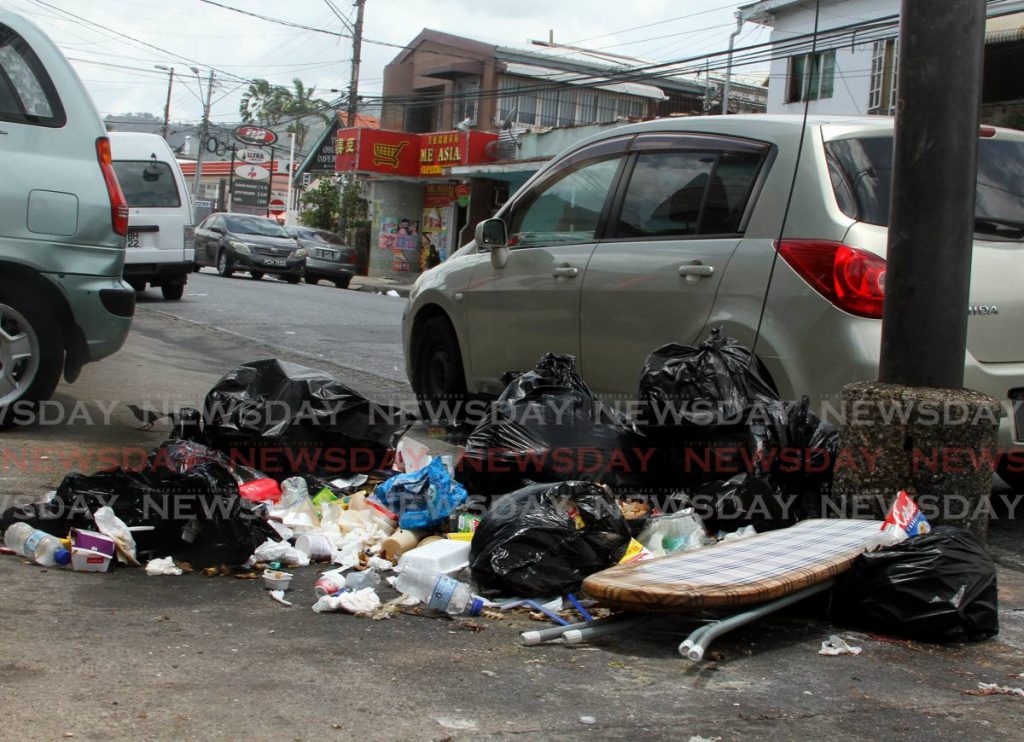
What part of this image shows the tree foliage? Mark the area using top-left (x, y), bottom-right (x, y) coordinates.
top-left (298, 178), bottom-right (342, 231)
top-left (239, 78), bottom-right (331, 149)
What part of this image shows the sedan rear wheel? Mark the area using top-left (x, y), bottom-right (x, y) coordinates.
top-left (0, 285), bottom-right (62, 428)
top-left (250, 271), bottom-right (264, 281)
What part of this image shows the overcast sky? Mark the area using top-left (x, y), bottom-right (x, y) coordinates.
top-left (7, 0), bottom-right (771, 126)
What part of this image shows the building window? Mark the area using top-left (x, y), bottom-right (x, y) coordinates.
top-left (453, 77), bottom-right (479, 127)
top-left (786, 49), bottom-right (835, 103)
top-left (868, 39), bottom-right (899, 115)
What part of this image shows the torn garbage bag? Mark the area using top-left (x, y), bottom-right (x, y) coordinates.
top-left (459, 354), bottom-right (648, 494)
top-left (1, 440), bottom-right (280, 567)
top-left (469, 481), bottom-right (632, 598)
top-left (374, 456), bottom-right (467, 529)
top-left (832, 526), bottom-right (998, 643)
top-left (202, 359), bottom-right (408, 479)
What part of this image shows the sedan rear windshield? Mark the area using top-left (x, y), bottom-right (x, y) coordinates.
top-left (112, 160), bottom-right (181, 208)
top-left (224, 215), bottom-right (289, 237)
top-left (826, 135), bottom-right (1024, 238)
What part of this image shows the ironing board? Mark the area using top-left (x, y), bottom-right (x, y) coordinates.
top-left (523, 519), bottom-right (894, 660)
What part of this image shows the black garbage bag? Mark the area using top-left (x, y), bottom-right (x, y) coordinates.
top-left (832, 527), bottom-right (998, 643)
top-left (458, 354), bottom-right (650, 494)
top-left (202, 359), bottom-right (408, 480)
top-left (639, 328), bottom-right (778, 425)
top-left (469, 480), bottom-right (632, 598)
top-left (0, 441), bottom-right (280, 567)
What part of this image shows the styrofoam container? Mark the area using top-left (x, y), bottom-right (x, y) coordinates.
top-left (397, 538), bottom-right (471, 576)
top-left (262, 570), bottom-right (293, 590)
top-left (71, 547), bottom-right (113, 573)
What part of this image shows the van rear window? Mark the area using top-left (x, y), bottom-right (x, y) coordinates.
top-left (825, 135), bottom-right (1024, 238)
top-left (0, 25), bottom-right (65, 127)
top-left (112, 160), bottom-right (181, 208)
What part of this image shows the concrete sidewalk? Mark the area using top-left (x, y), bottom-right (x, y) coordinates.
top-left (350, 274), bottom-right (414, 298)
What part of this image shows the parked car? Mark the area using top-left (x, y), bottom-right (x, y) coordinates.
top-left (286, 226), bottom-right (356, 288)
top-left (194, 213), bottom-right (305, 283)
top-left (0, 9), bottom-right (135, 426)
top-left (402, 114), bottom-right (1024, 488)
top-left (109, 132), bottom-right (194, 300)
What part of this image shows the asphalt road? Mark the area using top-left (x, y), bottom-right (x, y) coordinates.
top-left (138, 269), bottom-right (410, 387)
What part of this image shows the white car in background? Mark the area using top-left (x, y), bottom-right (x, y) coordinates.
top-left (109, 131), bottom-right (194, 300)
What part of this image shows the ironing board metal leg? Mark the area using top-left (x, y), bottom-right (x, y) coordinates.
top-left (521, 613), bottom-right (629, 645)
top-left (679, 580), bottom-right (836, 661)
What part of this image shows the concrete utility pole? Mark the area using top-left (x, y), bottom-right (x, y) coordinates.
top-left (156, 65), bottom-right (174, 140)
top-left (191, 69), bottom-right (215, 199)
top-left (347, 0), bottom-right (366, 127)
top-left (721, 12), bottom-right (743, 115)
top-left (834, 0), bottom-right (1001, 540)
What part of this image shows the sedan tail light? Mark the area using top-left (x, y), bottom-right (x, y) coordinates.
top-left (776, 239), bottom-right (886, 319)
top-left (96, 137), bottom-right (129, 237)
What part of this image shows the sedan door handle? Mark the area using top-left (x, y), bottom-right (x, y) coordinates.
top-left (553, 265), bottom-right (579, 279)
top-left (678, 264), bottom-right (714, 278)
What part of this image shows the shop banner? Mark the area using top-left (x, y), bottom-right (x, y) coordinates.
top-left (335, 128), bottom-right (496, 176)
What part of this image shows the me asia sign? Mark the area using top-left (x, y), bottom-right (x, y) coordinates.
top-left (334, 128), bottom-right (497, 177)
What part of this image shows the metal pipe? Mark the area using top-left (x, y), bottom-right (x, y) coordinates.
top-left (721, 12), bottom-right (744, 115)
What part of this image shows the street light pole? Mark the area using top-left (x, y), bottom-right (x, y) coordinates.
top-left (156, 65), bottom-right (174, 140)
top-left (191, 68), bottom-right (215, 200)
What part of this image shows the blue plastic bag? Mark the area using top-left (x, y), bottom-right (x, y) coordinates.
top-left (373, 457), bottom-right (467, 529)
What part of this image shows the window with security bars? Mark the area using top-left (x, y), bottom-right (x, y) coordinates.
top-left (496, 74), bottom-right (648, 127)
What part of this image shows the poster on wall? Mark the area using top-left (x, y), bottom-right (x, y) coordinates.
top-left (422, 184), bottom-right (454, 270)
top-left (378, 217), bottom-right (419, 273)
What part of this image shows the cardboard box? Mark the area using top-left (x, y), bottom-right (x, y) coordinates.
top-left (71, 547), bottom-right (112, 573)
top-left (70, 528), bottom-right (115, 557)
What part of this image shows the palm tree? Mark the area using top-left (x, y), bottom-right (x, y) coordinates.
top-left (282, 78), bottom-right (331, 151)
top-left (239, 79), bottom-right (291, 125)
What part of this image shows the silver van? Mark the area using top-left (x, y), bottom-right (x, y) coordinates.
top-left (402, 114), bottom-right (1024, 488)
top-left (0, 10), bottom-right (134, 424)
top-left (110, 132), bottom-right (195, 300)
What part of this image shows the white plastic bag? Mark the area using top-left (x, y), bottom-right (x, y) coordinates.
top-left (312, 587), bottom-right (381, 616)
top-left (93, 506), bottom-right (139, 565)
top-left (251, 539), bottom-right (310, 567)
top-left (637, 509), bottom-right (707, 557)
top-left (145, 557), bottom-right (182, 576)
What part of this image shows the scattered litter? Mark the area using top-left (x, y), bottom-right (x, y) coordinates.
top-left (434, 716), bottom-right (477, 731)
top-left (269, 590), bottom-right (293, 608)
top-left (312, 587), bottom-right (382, 616)
top-left (579, 716), bottom-right (597, 726)
top-left (965, 682), bottom-right (1024, 698)
top-left (145, 557), bottom-right (183, 576)
top-left (374, 457), bottom-right (467, 529)
top-left (94, 507), bottom-right (139, 566)
top-left (480, 670), bottom-right (497, 678)
top-left (386, 290), bottom-right (400, 297)
top-left (262, 570), bottom-right (293, 590)
top-left (819, 635), bottom-right (862, 656)
top-left (252, 540), bottom-right (310, 568)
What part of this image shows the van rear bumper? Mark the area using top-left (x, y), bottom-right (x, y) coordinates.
top-left (50, 274), bottom-right (135, 365)
top-left (123, 260), bottom-right (192, 286)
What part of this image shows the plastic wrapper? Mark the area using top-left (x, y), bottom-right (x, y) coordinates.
top-left (469, 481), bottom-right (632, 598)
top-left (374, 457), bottom-right (468, 529)
top-left (832, 526), bottom-right (998, 643)
top-left (202, 359), bottom-right (408, 479)
top-left (1, 441), bottom-right (280, 567)
top-left (459, 354), bottom-right (649, 494)
top-left (636, 509), bottom-right (707, 556)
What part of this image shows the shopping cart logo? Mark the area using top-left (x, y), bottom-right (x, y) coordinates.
top-left (372, 140), bottom-right (409, 169)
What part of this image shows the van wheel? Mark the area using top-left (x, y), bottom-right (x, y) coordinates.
top-left (250, 271), bottom-right (264, 281)
top-left (216, 250), bottom-right (233, 278)
top-left (413, 315), bottom-right (467, 421)
top-left (161, 282), bottom-right (185, 301)
top-left (0, 284), bottom-right (63, 428)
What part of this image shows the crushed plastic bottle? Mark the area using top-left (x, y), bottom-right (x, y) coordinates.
top-left (4, 523), bottom-right (71, 567)
top-left (394, 565), bottom-right (483, 616)
top-left (345, 568), bottom-right (380, 591)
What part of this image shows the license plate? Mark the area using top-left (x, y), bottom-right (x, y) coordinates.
top-left (264, 258), bottom-right (286, 267)
top-left (126, 231), bottom-right (140, 248)
top-left (1012, 389), bottom-right (1024, 440)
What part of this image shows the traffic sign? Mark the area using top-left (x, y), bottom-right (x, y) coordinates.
top-left (269, 198), bottom-right (286, 215)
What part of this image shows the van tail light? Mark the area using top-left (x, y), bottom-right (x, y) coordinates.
top-left (96, 137), bottom-right (129, 237)
top-left (776, 239), bottom-right (886, 319)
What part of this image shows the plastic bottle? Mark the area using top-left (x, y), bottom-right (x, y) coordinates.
top-left (345, 568), bottom-right (380, 591)
top-left (4, 523), bottom-right (71, 567)
top-left (394, 565), bottom-right (483, 616)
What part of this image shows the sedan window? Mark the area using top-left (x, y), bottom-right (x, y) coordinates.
top-left (224, 215), bottom-right (290, 237)
top-left (507, 156), bottom-right (621, 248)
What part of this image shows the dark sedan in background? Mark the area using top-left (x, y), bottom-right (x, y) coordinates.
top-left (287, 227), bottom-right (357, 289)
top-left (194, 213), bottom-right (305, 283)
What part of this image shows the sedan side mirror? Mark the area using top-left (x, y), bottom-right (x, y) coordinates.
top-left (210, 225), bottom-right (224, 234)
top-left (475, 218), bottom-right (509, 269)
